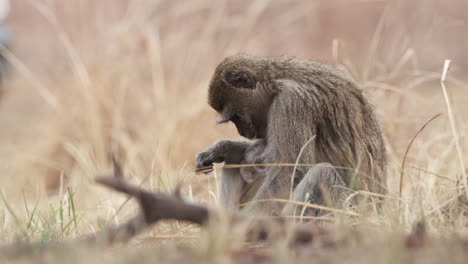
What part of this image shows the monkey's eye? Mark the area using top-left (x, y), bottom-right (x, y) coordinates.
top-left (225, 70), bottom-right (256, 89)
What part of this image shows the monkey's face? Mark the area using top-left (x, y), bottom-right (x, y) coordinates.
top-left (208, 56), bottom-right (275, 139)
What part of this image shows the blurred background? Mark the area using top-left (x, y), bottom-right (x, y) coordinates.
top-left (0, 0), bottom-right (467, 238)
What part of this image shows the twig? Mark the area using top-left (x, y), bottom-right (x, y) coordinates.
top-left (90, 165), bottom-right (210, 244)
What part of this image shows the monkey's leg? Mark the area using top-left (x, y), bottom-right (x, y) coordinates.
top-left (218, 167), bottom-right (248, 211)
top-left (282, 163), bottom-right (348, 217)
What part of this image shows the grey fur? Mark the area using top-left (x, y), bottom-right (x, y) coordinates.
top-left (239, 138), bottom-right (267, 183)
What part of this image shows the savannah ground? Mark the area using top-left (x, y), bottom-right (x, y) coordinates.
top-left (1, 0), bottom-right (468, 263)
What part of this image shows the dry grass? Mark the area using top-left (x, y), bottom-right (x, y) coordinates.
top-left (1, 0), bottom-right (468, 263)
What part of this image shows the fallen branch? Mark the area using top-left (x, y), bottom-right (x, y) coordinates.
top-left (87, 159), bottom-right (210, 244)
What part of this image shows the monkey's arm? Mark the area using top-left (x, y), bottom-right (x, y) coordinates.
top-left (195, 139), bottom-right (254, 171)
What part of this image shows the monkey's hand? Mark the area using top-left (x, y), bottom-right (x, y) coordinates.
top-left (195, 151), bottom-right (224, 173)
top-left (195, 139), bottom-right (252, 174)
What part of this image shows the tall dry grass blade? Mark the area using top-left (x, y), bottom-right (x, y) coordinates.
top-left (362, 4), bottom-right (389, 81)
top-left (440, 60), bottom-right (467, 198)
top-left (33, 1), bottom-right (106, 161)
top-left (0, 46), bottom-right (59, 109)
top-left (387, 48), bottom-right (414, 80)
top-left (224, 0), bottom-right (272, 54)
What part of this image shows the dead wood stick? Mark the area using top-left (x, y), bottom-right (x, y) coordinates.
top-left (90, 175), bottom-right (210, 244)
top-left (83, 156), bottom-right (211, 244)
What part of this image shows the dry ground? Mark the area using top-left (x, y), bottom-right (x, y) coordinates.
top-left (1, 0), bottom-right (468, 263)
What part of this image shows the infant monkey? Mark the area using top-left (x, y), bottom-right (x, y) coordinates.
top-left (196, 139), bottom-right (266, 209)
top-left (239, 139), bottom-right (266, 184)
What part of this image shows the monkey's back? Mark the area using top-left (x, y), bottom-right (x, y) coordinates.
top-left (269, 57), bottom-right (387, 194)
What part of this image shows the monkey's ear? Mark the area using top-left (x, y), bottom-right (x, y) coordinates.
top-left (224, 70), bottom-right (256, 89)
